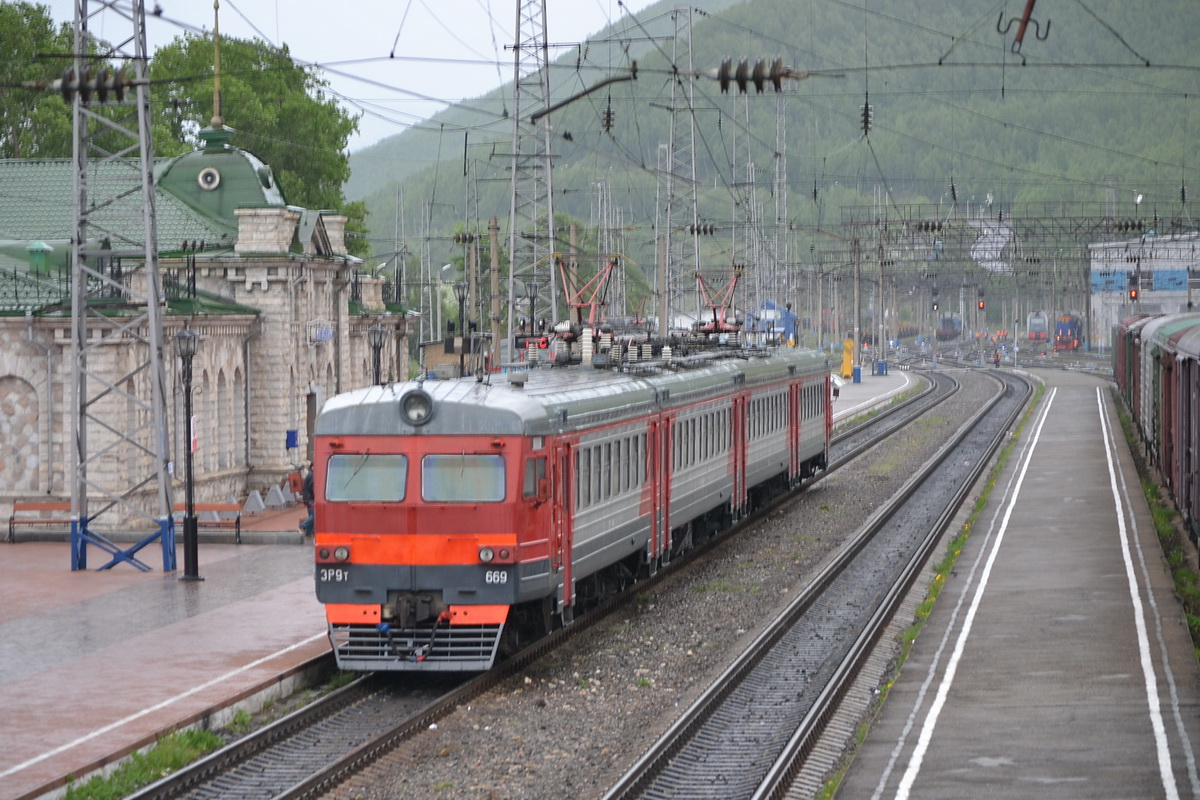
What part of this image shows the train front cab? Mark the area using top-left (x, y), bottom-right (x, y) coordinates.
top-left (314, 430), bottom-right (558, 672)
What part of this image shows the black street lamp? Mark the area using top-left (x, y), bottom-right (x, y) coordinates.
top-left (175, 328), bottom-right (202, 582)
top-left (524, 279), bottom-right (539, 337)
top-left (367, 324), bottom-right (386, 386)
top-left (453, 281), bottom-right (468, 376)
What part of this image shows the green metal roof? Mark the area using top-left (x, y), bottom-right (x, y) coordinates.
top-left (155, 125), bottom-right (288, 229)
top-left (0, 158), bottom-right (236, 255)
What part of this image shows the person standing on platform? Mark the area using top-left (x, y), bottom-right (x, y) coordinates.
top-left (299, 463), bottom-right (315, 536)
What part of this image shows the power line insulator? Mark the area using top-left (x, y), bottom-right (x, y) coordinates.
top-left (751, 59), bottom-right (766, 93)
top-left (769, 58), bottom-right (785, 92)
top-left (601, 106), bottom-right (615, 131)
top-left (860, 101), bottom-right (873, 135)
top-left (735, 59), bottom-right (750, 93)
top-left (718, 58), bottom-right (733, 93)
top-left (58, 65), bottom-right (128, 104)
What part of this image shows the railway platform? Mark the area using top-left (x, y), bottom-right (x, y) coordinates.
top-left (0, 504), bottom-right (326, 800)
top-left (838, 367), bottom-right (1200, 799)
top-left (832, 363), bottom-right (916, 425)
top-left (0, 366), bottom-right (915, 800)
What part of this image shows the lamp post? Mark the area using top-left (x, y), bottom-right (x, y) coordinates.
top-left (453, 281), bottom-right (468, 376)
top-left (367, 324), bottom-right (386, 386)
top-left (175, 328), bottom-right (201, 582)
top-left (524, 279), bottom-right (539, 333)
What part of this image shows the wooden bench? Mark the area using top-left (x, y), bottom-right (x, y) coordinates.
top-left (8, 500), bottom-right (73, 543)
top-left (174, 503), bottom-right (242, 544)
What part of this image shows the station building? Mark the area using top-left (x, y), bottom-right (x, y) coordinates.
top-left (0, 124), bottom-right (408, 521)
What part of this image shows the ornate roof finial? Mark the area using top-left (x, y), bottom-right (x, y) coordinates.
top-left (211, 0), bottom-right (224, 127)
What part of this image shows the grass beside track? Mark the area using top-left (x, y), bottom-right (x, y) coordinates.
top-left (61, 667), bottom-right (356, 800)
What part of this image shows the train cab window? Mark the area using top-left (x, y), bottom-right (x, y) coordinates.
top-left (421, 454), bottom-right (506, 502)
top-left (325, 453), bottom-right (408, 502)
top-left (523, 457), bottom-right (547, 499)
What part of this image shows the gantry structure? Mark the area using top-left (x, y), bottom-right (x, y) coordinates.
top-left (66, 0), bottom-right (176, 571)
top-left (793, 199), bottom-right (1194, 355)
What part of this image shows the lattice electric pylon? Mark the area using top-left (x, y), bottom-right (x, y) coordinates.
top-left (67, 0), bottom-right (176, 571)
top-left (506, 0), bottom-right (558, 357)
top-left (660, 5), bottom-right (700, 335)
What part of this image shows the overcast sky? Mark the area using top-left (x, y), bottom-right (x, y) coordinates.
top-left (41, 0), bottom-right (659, 151)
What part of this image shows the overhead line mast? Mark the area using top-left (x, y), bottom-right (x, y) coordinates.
top-left (66, 0), bottom-right (175, 571)
top-left (506, 0), bottom-right (557, 361)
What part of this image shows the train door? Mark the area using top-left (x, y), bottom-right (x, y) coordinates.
top-left (731, 395), bottom-right (748, 518)
top-left (1160, 351), bottom-right (1174, 477)
top-left (788, 380), bottom-right (801, 485)
top-left (552, 442), bottom-right (574, 615)
top-left (650, 416), bottom-right (671, 565)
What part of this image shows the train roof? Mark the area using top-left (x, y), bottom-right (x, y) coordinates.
top-left (317, 347), bottom-right (830, 438)
top-left (1143, 313), bottom-right (1200, 354)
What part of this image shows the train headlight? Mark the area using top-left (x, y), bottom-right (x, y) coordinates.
top-left (478, 546), bottom-right (495, 563)
top-left (333, 546), bottom-right (350, 562)
top-left (400, 389), bottom-right (435, 426)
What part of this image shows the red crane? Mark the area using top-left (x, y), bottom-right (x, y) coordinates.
top-left (695, 265), bottom-right (744, 334)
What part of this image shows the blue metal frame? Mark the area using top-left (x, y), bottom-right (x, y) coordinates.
top-left (70, 517), bottom-right (176, 572)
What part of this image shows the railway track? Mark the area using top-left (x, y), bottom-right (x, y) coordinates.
top-left (599, 370), bottom-right (1030, 800)
top-left (127, 370), bottom-right (963, 800)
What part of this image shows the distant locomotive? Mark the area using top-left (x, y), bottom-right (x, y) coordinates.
top-left (936, 313), bottom-right (963, 341)
top-left (1027, 310), bottom-right (1049, 342)
top-left (312, 345), bottom-right (832, 672)
top-left (1054, 312), bottom-right (1083, 351)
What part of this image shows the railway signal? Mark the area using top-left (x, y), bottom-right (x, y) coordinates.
top-left (1130, 288), bottom-right (1139, 302)
top-left (932, 301), bottom-right (939, 311)
top-left (978, 299), bottom-right (986, 310)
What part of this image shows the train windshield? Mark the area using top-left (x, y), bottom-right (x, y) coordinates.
top-left (325, 454), bottom-right (407, 502)
top-left (421, 454), bottom-right (506, 502)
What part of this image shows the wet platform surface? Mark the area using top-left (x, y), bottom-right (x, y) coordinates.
top-left (0, 505), bottom-right (327, 800)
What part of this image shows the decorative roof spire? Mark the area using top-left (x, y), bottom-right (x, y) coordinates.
top-left (211, 0), bottom-right (223, 127)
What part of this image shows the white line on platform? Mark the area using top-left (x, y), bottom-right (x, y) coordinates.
top-left (888, 387), bottom-right (1056, 799)
top-left (0, 632), bottom-right (328, 780)
top-left (1096, 388), bottom-right (1181, 800)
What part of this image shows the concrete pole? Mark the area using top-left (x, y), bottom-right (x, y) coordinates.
top-left (489, 217), bottom-right (501, 366)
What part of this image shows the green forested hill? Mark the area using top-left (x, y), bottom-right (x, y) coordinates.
top-left (348, 0), bottom-right (1199, 279)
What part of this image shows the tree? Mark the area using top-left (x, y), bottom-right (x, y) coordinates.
top-left (148, 33), bottom-right (370, 255)
top-left (0, 2), bottom-right (73, 158)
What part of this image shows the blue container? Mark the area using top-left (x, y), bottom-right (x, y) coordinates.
top-left (852, 365), bottom-right (862, 383)
top-left (877, 360), bottom-right (888, 376)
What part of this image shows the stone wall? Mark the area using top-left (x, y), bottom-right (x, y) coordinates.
top-left (0, 255), bottom-right (408, 522)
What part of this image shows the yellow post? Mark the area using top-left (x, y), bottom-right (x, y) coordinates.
top-left (841, 336), bottom-right (854, 379)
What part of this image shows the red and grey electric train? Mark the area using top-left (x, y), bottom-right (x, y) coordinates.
top-left (312, 346), bottom-right (832, 672)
